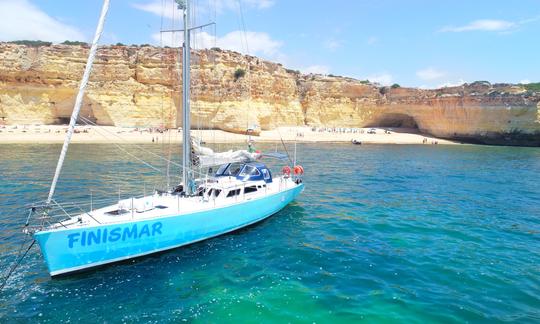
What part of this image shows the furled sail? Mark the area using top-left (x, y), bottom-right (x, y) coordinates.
top-left (191, 138), bottom-right (261, 167)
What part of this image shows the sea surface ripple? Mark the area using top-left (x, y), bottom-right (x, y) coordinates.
top-left (0, 143), bottom-right (539, 322)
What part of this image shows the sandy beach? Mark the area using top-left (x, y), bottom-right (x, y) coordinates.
top-left (0, 125), bottom-right (457, 145)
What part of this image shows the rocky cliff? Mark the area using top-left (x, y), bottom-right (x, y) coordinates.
top-left (1, 43), bottom-right (539, 146)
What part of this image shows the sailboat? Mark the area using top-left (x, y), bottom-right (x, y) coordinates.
top-left (26, 0), bottom-right (304, 276)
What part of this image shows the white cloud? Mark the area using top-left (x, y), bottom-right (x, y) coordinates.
top-left (367, 36), bottom-right (378, 45)
top-left (153, 30), bottom-right (283, 58)
top-left (139, 1), bottom-right (281, 60)
top-left (416, 68), bottom-right (446, 81)
top-left (213, 30), bottom-right (282, 57)
top-left (233, 0), bottom-right (274, 10)
top-left (0, 0), bottom-right (85, 43)
top-left (419, 79), bottom-right (467, 89)
top-left (520, 79), bottom-right (531, 84)
top-left (519, 15), bottom-right (540, 25)
top-left (154, 30), bottom-right (213, 48)
top-left (440, 19), bottom-right (516, 32)
top-left (324, 39), bottom-right (341, 51)
top-left (302, 65), bottom-right (330, 75)
top-left (133, 0), bottom-right (274, 19)
top-left (132, 0), bottom-right (181, 19)
top-left (366, 73), bottom-right (393, 86)
top-left (437, 79), bottom-right (467, 88)
top-left (211, 0), bottom-right (275, 12)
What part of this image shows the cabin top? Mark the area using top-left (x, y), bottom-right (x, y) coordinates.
top-left (214, 162), bottom-right (273, 183)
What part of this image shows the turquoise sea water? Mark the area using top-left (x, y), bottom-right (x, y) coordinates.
top-left (0, 143), bottom-right (539, 322)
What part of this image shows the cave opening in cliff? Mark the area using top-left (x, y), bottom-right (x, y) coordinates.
top-left (366, 113), bottom-right (419, 130)
top-left (55, 117), bottom-right (71, 125)
top-left (54, 116), bottom-right (97, 125)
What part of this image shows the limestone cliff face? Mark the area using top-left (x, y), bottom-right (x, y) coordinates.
top-left (1, 43), bottom-right (539, 145)
top-left (300, 77), bottom-right (540, 145)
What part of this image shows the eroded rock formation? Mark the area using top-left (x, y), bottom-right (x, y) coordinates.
top-left (0, 43), bottom-right (539, 145)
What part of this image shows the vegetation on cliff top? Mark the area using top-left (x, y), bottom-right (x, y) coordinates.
top-left (7, 40), bottom-right (89, 47)
top-left (7, 40), bottom-right (92, 47)
top-left (1, 42), bottom-right (537, 95)
top-left (285, 68), bottom-right (300, 75)
top-left (8, 40), bottom-right (52, 47)
top-left (61, 40), bottom-right (88, 46)
top-left (234, 68), bottom-right (246, 81)
top-left (522, 83), bottom-right (540, 92)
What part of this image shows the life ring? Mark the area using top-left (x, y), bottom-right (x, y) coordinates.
top-left (293, 165), bottom-right (304, 175)
top-left (282, 166), bottom-right (291, 175)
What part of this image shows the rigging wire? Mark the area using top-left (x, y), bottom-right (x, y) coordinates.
top-left (234, 0), bottom-right (251, 134)
top-left (233, 0), bottom-right (294, 163)
top-left (46, 0), bottom-right (110, 204)
top-left (0, 240), bottom-right (35, 292)
top-left (160, 0), bottom-right (174, 189)
top-left (233, 0), bottom-right (293, 159)
top-left (77, 116), bottom-right (206, 177)
top-left (208, 0), bottom-right (219, 154)
top-left (276, 128), bottom-right (294, 166)
top-left (160, 0), bottom-right (167, 186)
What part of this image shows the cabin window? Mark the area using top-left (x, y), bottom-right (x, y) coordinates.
top-left (226, 188), bottom-right (241, 197)
top-left (262, 169), bottom-right (270, 180)
top-left (216, 164), bottom-right (229, 175)
top-left (221, 162), bottom-right (244, 176)
top-left (239, 165), bottom-right (261, 177)
top-left (244, 186), bottom-right (258, 194)
top-left (207, 188), bottom-right (221, 198)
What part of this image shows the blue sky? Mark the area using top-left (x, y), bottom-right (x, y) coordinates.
top-left (0, 0), bottom-right (539, 88)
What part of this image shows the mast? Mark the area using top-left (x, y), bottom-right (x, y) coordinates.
top-left (46, 0), bottom-right (110, 204)
top-left (176, 0), bottom-right (192, 195)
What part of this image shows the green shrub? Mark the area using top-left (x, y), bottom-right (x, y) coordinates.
top-left (234, 68), bottom-right (246, 81)
top-left (62, 40), bottom-right (88, 46)
top-left (285, 68), bottom-right (300, 74)
top-left (360, 80), bottom-right (370, 84)
top-left (115, 42), bottom-right (125, 46)
top-left (391, 83), bottom-right (401, 89)
top-left (522, 82), bottom-right (540, 92)
top-left (8, 40), bottom-right (52, 47)
top-left (471, 80), bottom-right (490, 84)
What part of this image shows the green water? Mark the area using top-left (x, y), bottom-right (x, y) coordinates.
top-left (0, 143), bottom-right (539, 322)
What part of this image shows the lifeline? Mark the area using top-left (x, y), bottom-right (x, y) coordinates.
top-left (67, 222), bottom-right (163, 248)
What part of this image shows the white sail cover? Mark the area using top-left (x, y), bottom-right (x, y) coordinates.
top-left (192, 139), bottom-right (261, 167)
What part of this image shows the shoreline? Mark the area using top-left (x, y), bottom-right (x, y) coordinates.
top-left (0, 125), bottom-right (458, 145)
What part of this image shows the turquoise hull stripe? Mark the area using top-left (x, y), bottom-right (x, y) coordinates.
top-left (34, 184), bottom-right (303, 276)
